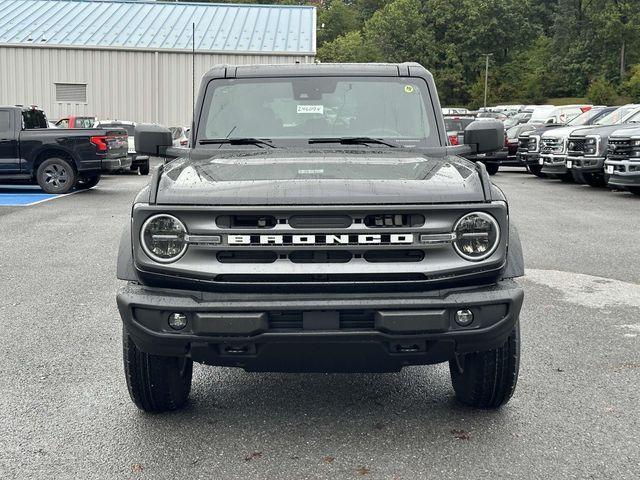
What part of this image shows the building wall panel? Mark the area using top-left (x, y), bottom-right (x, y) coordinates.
top-left (0, 45), bottom-right (312, 126)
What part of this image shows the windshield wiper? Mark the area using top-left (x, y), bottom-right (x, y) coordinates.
top-left (198, 137), bottom-right (276, 148)
top-left (308, 137), bottom-right (401, 148)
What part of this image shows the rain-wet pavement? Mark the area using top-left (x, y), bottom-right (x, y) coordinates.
top-left (1, 167), bottom-right (638, 479)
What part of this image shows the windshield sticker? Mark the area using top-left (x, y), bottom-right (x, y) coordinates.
top-left (297, 105), bottom-right (324, 114)
top-left (404, 85), bottom-right (414, 93)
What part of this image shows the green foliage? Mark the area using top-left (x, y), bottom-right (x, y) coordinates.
top-left (317, 30), bottom-right (380, 63)
top-left (317, 0), bottom-right (360, 45)
top-left (622, 65), bottom-right (640, 100)
top-left (586, 77), bottom-right (618, 105)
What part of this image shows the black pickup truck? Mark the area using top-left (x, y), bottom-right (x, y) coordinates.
top-left (0, 106), bottom-right (128, 193)
top-left (118, 63), bottom-right (524, 413)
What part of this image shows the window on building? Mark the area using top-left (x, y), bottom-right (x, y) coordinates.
top-left (55, 83), bottom-right (87, 103)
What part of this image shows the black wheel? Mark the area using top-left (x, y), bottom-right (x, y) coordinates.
top-left (449, 321), bottom-right (520, 409)
top-left (36, 157), bottom-right (77, 194)
top-left (139, 161), bottom-right (150, 176)
top-left (76, 173), bottom-right (101, 190)
top-left (629, 187), bottom-right (640, 196)
top-left (583, 172), bottom-right (606, 188)
top-left (527, 164), bottom-right (546, 178)
top-left (123, 327), bottom-right (192, 413)
top-left (560, 172), bottom-right (574, 183)
top-left (485, 163), bottom-right (499, 175)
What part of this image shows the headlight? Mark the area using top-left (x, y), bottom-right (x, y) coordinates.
top-left (632, 139), bottom-right (640, 147)
top-left (453, 212), bottom-right (500, 261)
top-left (585, 135), bottom-right (600, 155)
top-left (140, 214), bottom-right (188, 263)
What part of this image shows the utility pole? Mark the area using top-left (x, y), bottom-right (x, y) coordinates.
top-left (482, 53), bottom-right (493, 110)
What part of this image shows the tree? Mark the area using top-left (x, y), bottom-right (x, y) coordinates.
top-left (317, 0), bottom-right (360, 45)
top-left (586, 77), bottom-right (618, 105)
top-left (317, 31), bottom-right (380, 63)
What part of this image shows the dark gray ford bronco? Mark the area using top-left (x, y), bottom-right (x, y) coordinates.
top-left (117, 63), bottom-right (524, 412)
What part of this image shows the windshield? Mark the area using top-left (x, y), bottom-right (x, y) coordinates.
top-left (198, 77), bottom-right (439, 147)
top-left (98, 123), bottom-right (135, 135)
top-left (567, 109), bottom-right (601, 126)
top-left (595, 106), bottom-right (638, 125)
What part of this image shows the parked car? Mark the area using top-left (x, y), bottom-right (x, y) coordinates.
top-left (55, 115), bottom-right (97, 129)
top-left (506, 123), bottom-right (541, 161)
top-left (0, 105), bottom-right (128, 193)
top-left (443, 115), bottom-right (475, 145)
top-left (566, 104), bottom-right (640, 186)
top-left (539, 106), bottom-right (618, 181)
top-left (503, 111), bottom-right (532, 129)
top-left (477, 111), bottom-right (507, 122)
top-left (94, 120), bottom-right (150, 175)
top-left (605, 127), bottom-right (640, 195)
top-left (445, 115), bottom-right (506, 174)
top-left (118, 62), bottom-right (524, 413)
top-left (169, 126), bottom-right (190, 147)
top-left (529, 105), bottom-right (586, 125)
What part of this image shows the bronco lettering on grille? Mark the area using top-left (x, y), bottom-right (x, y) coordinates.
top-left (228, 234), bottom-right (415, 245)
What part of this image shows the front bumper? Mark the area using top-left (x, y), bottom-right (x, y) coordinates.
top-left (605, 159), bottom-right (640, 189)
top-left (567, 155), bottom-right (605, 173)
top-left (540, 154), bottom-right (568, 175)
top-left (117, 280), bottom-right (524, 373)
top-left (102, 156), bottom-right (132, 172)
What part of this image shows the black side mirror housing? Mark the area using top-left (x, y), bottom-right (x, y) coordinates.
top-left (135, 124), bottom-right (174, 157)
top-left (463, 119), bottom-right (504, 153)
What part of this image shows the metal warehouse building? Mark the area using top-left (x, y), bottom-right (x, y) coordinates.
top-left (0, 0), bottom-right (316, 125)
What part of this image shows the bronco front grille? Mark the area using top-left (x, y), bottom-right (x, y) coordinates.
top-left (133, 204), bottom-right (509, 290)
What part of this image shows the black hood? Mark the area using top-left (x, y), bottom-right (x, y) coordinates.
top-left (154, 149), bottom-right (487, 205)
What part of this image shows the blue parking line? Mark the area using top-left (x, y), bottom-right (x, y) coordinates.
top-left (0, 185), bottom-right (65, 206)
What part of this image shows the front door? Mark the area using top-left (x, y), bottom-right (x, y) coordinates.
top-left (0, 109), bottom-right (20, 173)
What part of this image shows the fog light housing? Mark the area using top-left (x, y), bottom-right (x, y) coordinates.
top-left (454, 309), bottom-right (474, 326)
top-left (168, 312), bottom-right (188, 330)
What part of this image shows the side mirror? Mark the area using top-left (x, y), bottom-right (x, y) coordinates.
top-left (134, 124), bottom-right (174, 157)
top-left (463, 119), bottom-right (504, 153)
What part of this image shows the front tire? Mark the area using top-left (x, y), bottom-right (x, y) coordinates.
top-left (76, 173), bottom-right (101, 190)
top-left (485, 163), bottom-right (499, 176)
top-left (583, 172), bottom-right (606, 188)
top-left (527, 164), bottom-right (546, 178)
top-left (449, 321), bottom-right (520, 409)
top-left (123, 327), bottom-right (192, 413)
top-left (36, 157), bottom-right (77, 194)
top-left (138, 160), bottom-right (150, 176)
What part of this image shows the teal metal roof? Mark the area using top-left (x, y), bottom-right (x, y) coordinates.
top-left (0, 0), bottom-right (316, 54)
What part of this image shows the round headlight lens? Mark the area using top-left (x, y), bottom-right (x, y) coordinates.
top-left (140, 214), bottom-right (188, 263)
top-left (453, 212), bottom-right (500, 261)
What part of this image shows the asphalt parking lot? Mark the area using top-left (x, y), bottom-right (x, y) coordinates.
top-left (1, 168), bottom-right (638, 480)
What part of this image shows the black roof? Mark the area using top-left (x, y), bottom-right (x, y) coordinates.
top-left (202, 62), bottom-right (432, 81)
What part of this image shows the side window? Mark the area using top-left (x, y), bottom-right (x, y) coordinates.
top-left (0, 110), bottom-right (12, 136)
top-left (56, 118), bottom-right (69, 128)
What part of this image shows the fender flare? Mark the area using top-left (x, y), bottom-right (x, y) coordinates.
top-left (116, 222), bottom-right (138, 281)
top-left (503, 221), bottom-right (525, 279)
